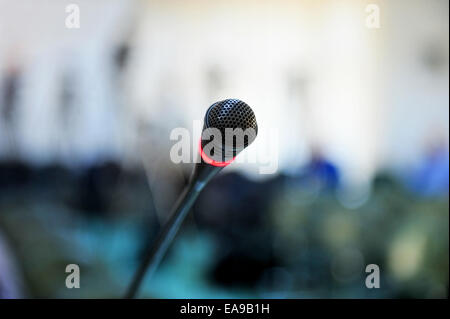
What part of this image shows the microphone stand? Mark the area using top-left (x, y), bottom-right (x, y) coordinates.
top-left (124, 161), bottom-right (222, 299)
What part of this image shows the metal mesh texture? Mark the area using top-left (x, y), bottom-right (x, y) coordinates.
top-left (206, 99), bottom-right (258, 137)
top-left (201, 99), bottom-right (258, 162)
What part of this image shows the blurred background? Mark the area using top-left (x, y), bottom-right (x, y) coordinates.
top-left (0, 0), bottom-right (448, 298)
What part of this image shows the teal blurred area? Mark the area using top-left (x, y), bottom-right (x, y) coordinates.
top-left (0, 162), bottom-right (448, 298)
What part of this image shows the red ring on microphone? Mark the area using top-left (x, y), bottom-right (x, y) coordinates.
top-left (199, 140), bottom-right (235, 167)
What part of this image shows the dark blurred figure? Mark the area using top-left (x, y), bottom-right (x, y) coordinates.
top-left (71, 161), bottom-right (122, 217)
top-left (1, 63), bottom-right (22, 160)
top-left (114, 43), bottom-right (131, 72)
top-left (0, 161), bottom-right (32, 190)
top-left (195, 172), bottom-right (283, 288)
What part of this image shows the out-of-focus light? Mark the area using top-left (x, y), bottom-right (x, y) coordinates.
top-left (388, 231), bottom-right (426, 280)
top-left (337, 183), bottom-right (371, 209)
top-left (320, 212), bottom-right (359, 248)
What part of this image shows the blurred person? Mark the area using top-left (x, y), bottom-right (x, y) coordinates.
top-left (300, 146), bottom-right (340, 192)
top-left (0, 230), bottom-right (24, 298)
top-left (410, 136), bottom-right (449, 197)
top-left (0, 63), bottom-right (22, 160)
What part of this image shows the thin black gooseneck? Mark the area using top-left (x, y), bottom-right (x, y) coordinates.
top-left (124, 98), bottom-right (258, 299)
top-left (124, 162), bottom-right (221, 299)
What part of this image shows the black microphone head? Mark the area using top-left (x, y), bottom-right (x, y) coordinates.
top-left (200, 99), bottom-right (258, 165)
top-left (205, 99), bottom-right (258, 139)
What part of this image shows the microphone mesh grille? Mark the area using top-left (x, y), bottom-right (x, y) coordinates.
top-left (206, 99), bottom-right (258, 135)
top-left (202, 99), bottom-right (258, 162)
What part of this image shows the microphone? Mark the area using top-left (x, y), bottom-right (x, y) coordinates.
top-left (125, 99), bottom-right (258, 298)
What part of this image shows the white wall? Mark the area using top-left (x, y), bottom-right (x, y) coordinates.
top-left (0, 0), bottom-right (448, 185)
